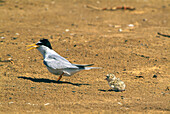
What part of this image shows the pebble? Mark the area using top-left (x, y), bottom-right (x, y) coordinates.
top-left (9, 102), bottom-right (14, 104)
top-left (12, 37), bottom-right (17, 40)
top-left (121, 96), bottom-right (124, 99)
top-left (0, 36), bottom-right (5, 39)
top-left (143, 19), bottom-right (147, 21)
top-left (15, 33), bottom-right (20, 35)
top-left (136, 76), bottom-right (144, 78)
top-left (153, 75), bottom-right (157, 78)
top-left (26, 103), bottom-right (31, 105)
top-left (117, 102), bottom-right (122, 105)
top-left (44, 103), bottom-right (50, 106)
top-left (118, 29), bottom-right (123, 32)
top-left (128, 24), bottom-right (134, 27)
top-left (65, 29), bottom-right (70, 32)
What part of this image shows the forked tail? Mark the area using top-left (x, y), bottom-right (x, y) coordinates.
top-left (84, 67), bottom-right (102, 70)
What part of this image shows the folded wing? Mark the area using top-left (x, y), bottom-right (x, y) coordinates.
top-left (43, 54), bottom-right (78, 69)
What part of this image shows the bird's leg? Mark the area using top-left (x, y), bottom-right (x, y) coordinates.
top-left (56, 72), bottom-right (64, 81)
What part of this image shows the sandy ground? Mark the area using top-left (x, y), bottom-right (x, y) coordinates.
top-left (0, 0), bottom-right (170, 113)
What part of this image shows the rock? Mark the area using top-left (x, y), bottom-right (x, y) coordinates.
top-left (12, 37), bottom-right (17, 40)
top-left (128, 24), bottom-right (134, 27)
top-left (65, 29), bottom-right (70, 32)
top-left (153, 75), bottom-right (157, 78)
top-left (136, 76), bottom-right (144, 78)
top-left (118, 29), bottom-right (123, 32)
top-left (0, 36), bottom-right (5, 39)
top-left (44, 103), bottom-right (50, 106)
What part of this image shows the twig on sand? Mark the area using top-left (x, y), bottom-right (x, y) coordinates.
top-left (85, 5), bottom-right (135, 11)
top-left (157, 32), bottom-right (170, 38)
top-left (0, 58), bottom-right (14, 64)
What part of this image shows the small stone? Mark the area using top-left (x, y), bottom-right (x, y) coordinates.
top-left (125, 40), bottom-right (128, 43)
top-left (136, 76), bottom-right (144, 78)
top-left (165, 87), bottom-right (169, 91)
top-left (128, 24), bottom-right (134, 27)
top-left (65, 29), bottom-right (69, 32)
top-left (12, 37), bottom-right (17, 40)
top-left (143, 19), bottom-right (147, 21)
top-left (117, 102), bottom-right (122, 105)
top-left (7, 54), bottom-right (11, 56)
top-left (0, 37), bottom-right (5, 39)
top-left (121, 96), bottom-right (124, 99)
top-left (118, 29), bottom-right (123, 32)
top-left (153, 75), bottom-right (157, 78)
top-left (44, 103), bottom-right (50, 106)
top-left (73, 45), bottom-right (77, 47)
top-left (15, 33), bottom-right (20, 35)
top-left (26, 103), bottom-right (31, 105)
top-left (9, 102), bottom-right (14, 104)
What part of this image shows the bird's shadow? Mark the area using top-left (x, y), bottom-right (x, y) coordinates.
top-left (18, 76), bottom-right (89, 86)
top-left (98, 89), bottom-right (125, 92)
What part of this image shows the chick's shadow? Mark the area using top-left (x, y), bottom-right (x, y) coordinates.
top-left (18, 76), bottom-right (89, 86)
top-left (98, 89), bottom-right (125, 92)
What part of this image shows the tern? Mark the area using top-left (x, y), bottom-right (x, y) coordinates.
top-left (27, 39), bottom-right (100, 81)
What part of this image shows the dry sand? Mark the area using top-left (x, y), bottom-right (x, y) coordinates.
top-left (0, 0), bottom-right (170, 113)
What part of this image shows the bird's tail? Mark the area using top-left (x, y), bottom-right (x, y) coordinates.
top-left (84, 67), bottom-right (102, 70)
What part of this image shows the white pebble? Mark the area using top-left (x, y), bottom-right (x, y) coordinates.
top-left (9, 102), bottom-right (14, 104)
top-left (1, 37), bottom-right (5, 39)
top-left (26, 103), bottom-right (31, 105)
top-left (118, 29), bottom-right (123, 32)
top-left (44, 103), bottom-right (50, 106)
top-left (65, 29), bottom-right (70, 32)
top-left (128, 24), bottom-right (134, 27)
top-left (15, 33), bottom-right (20, 35)
top-left (117, 102), bottom-right (122, 105)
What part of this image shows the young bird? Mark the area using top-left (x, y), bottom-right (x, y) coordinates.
top-left (27, 39), bottom-right (101, 81)
top-left (105, 74), bottom-right (125, 92)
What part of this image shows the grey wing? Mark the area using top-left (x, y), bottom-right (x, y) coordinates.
top-left (44, 54), bottom-right (78, 69)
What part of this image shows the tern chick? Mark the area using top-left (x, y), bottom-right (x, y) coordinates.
top-left (105, 74), bottom-right (125, 92)
top-left (27, 39), bottom-right (101, 81)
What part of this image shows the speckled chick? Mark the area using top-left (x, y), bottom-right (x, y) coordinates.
top-left (105, 74), bottom-right (125, 91)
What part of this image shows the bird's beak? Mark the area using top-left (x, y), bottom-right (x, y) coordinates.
top-left (26, 44), bottom-right (39, 51)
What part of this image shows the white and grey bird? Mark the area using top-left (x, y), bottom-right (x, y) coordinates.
top-left (27, 39), bottom-right (100, 81)
top-left (105, 74), bottom-right (125, 92)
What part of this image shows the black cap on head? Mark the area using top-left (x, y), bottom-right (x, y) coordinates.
top-left (36, 38), bottom-right (52, 49)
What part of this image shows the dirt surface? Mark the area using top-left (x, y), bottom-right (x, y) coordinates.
top-left (0, 0), bottom-right (170, 113)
